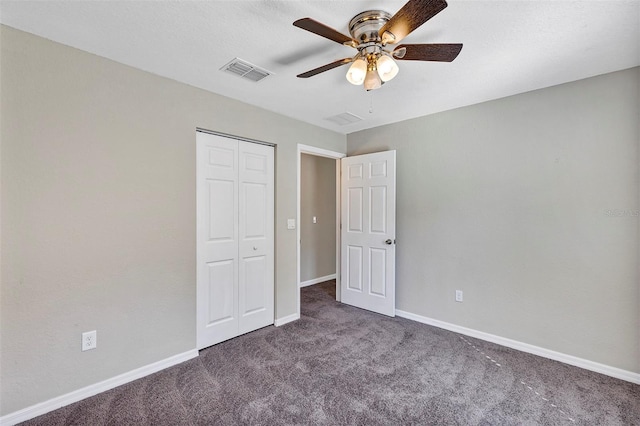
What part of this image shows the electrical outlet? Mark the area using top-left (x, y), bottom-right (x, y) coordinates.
top-left (455, 290), bottom-right (463, 302)
top-left (82, 330), bottom-right (97, 351)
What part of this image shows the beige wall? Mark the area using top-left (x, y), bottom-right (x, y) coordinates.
top-left (300, 154), bottom-right (336, 283)
top-left (347, 67), bottom-right (640, 373)
top-left (0, 26), bottom-right (346, 415)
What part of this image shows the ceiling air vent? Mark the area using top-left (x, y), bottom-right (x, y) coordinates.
top-left (325, 112), bottom-right (363, 126)
top-left (220, 58), bottom-right (272, 82)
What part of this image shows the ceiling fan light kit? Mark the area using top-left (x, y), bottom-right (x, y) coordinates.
top-left (293, 0), bottom-right (463, 91)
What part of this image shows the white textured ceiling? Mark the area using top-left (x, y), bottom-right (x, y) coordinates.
top-left (1, 1), bottom-right (638, 134)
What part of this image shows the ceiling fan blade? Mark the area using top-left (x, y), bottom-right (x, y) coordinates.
top-left (297, 58), bottom-right (354, 78)
top-left (380, 0), bottom-right (448, 44)
top-left (293, 18), bottom-right (357, 47)
top-left (394, 43), bottom-right (463, 62)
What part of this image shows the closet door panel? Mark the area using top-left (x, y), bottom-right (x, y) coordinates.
top-left (197, 133), bottom-right (239, 348)
top-left (206, 259), bottom-right (235, 324)
top-left (239, 142), bottom-right (274, 334)
top-left (241, 256), bottom-right (268, 313)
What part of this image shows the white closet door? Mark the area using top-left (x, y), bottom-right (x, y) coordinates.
top-left (197, 133), bottom-right (239, 348)
top-left (238, 142), bottom-right (274, 334)
top-left (197, 132), bottom-right (274, 349)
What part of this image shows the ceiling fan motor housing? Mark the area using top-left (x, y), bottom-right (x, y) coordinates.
top-left (349, 10), bottom-right (392, 44)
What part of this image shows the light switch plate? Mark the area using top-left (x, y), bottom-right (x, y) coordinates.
top-left (287, 219), bottom-right (296, 230)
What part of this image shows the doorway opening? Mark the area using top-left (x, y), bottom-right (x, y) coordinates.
top-left (296, 145), bottom-right (345, 319)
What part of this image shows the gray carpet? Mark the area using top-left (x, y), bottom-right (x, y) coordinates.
top-left (23, 281), bottom-right (639, 425)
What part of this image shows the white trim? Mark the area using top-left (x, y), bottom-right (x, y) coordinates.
top-left (395, 310), bottom-right (640, 385)
top-left (0, 349), bottom-right (199, 426)
top-left (296, 144), bottom-right (346, 321)
top-left (299, 274), bottom-right (337, 288)
top-left (195, 127), bottom-right (275, 147)
top-left (298, 144), bottom-right (346, 160)
top-left (274, 313), bottom-right (299, 327)
top-left (334, 161), bottom-right (341, 303)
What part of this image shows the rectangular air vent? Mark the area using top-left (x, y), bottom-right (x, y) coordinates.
top-left (220, 58), bottom-right (272, 82)
top-left (325, 112), bottom-right (363, 126)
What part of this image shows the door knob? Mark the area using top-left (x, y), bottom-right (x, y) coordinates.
top-left (385, 239), bottom-right (393, 245)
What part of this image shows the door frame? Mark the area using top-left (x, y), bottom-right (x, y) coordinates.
top-left (296, 144), bottom-right (346, 319)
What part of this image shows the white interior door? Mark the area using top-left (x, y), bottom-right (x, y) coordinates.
top-left (341, 150), bottom-right (396, 316)
top-left (238, 141), bottom-right (274, 334)
top-left (197, 132), bottom-right (274, 349)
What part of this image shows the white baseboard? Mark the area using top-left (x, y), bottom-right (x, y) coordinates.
top-left (299, 274), bottom-right (336, 288)
top-left (395, 310), bottom-right (640, 385)
top-left (274, 313), bottom-right (299, 327)
top-left (0, 349), bottom-right (199, 426)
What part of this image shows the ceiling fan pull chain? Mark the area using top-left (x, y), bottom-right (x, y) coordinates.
top-left (369, 92), bottom-right (374, 114)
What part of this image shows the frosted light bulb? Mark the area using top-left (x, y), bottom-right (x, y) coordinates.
top-left (346, 58), bottom-right (367, 85)
top-left (364, 68), bottom-right (382, 91)
top-left (376, 54), bottom-right (399, 82)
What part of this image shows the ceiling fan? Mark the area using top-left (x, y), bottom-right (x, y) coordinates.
top-left (293, 0), bottom-right (462, 91)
